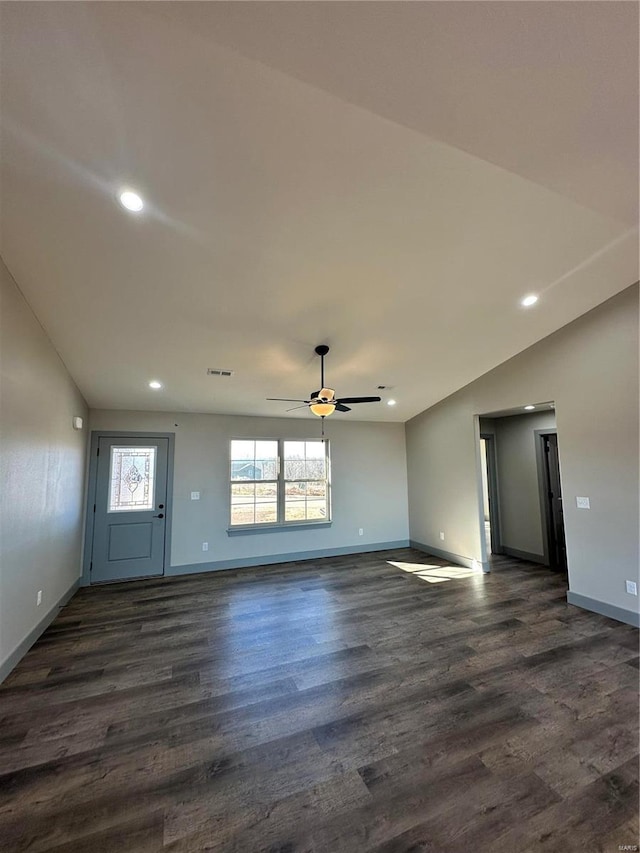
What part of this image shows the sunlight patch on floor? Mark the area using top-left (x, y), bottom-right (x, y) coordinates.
top-left (387, 561), bottom-right (481, 583)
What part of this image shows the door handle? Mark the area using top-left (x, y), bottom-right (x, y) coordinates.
top-left (153, 513), bottom-right (164, 519)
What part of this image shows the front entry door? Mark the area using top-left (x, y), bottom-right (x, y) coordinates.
top-left (91, 437), bottom-right (169, 583)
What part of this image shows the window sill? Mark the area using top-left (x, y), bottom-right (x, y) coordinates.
top-left (227, 521), bottom-right (332, 536)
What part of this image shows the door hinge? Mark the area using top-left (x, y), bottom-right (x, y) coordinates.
top-left (93, 504), bottom-right (96, 513)
top-left (96, 447), bottom-right (100, 456)
top-left (89, 561), bottom-right (93, 572)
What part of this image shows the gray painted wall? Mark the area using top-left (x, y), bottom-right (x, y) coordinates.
top-left (488, 411), bottom-right (556, 560)
top-left (0, 258), bottom-right (88, 675)
top-left (88, 410), bottom-right (409, 571)
top-left (406, 285), bottom-right (639, 616)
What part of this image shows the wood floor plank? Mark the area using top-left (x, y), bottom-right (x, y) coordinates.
top-left (0, 549), bottom-right (637, 852)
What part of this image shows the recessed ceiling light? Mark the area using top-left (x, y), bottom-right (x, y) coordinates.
top-left (521, 294), bottom-right (538, 307)
top-left (148, 380), bottom-right (162, 389)
top-left (119, 190), bottom-right (144, 212)
top-left (524, 405), bottom-right (535, 410)
top-left (387, 399), bottom-right (397, 406)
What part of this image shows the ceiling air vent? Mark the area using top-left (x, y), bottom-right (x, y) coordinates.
top-left (207, 368), bottom-right (234, 377)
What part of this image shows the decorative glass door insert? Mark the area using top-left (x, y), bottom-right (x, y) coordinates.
top-left (108, 446), bottom-right (157, 512)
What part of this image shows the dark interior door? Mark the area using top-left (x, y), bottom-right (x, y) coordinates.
top-left (542, 433), bottom-right (567, 572)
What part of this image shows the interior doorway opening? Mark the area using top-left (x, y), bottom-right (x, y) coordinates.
top-left (477, 403), bottom-right (566, 577)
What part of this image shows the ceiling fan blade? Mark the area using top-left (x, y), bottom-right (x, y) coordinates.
top-left (335, 396), bottom-right (382, 404)
top-left (310, 390), bottom-right (320, 400)
top-left (286, 404), bottom-right (311, 412)
top-left (267, 398), bottom-right (309, 403)
top-left (335, 403), bottom-right (351, 412)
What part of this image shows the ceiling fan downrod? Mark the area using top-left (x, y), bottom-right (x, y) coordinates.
top-left (314, 344), bottom-right (329, 392)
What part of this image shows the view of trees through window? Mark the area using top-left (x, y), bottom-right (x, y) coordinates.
top-left (230, 439), bottom-right (329, 526)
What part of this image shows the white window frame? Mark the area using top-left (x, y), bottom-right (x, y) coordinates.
top-left (229, 438), bottom-right (331, 529)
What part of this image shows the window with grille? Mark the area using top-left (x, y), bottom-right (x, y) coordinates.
top-left (230, 438), bottom-right (330, 527)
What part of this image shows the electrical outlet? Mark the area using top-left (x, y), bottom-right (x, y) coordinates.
top-left (358, 528), bottom-right (363, 536)
top-left (439, 531), bottom-right (445, 541)
top-left (191, 491), bottom-right (200, 501)
top-left (625, 580), bottom-right (637, 596)
top-left (576, 496), bottom-right (590, 509)
top-left (36, 590), bottom-right (42, 606)
top-left (202, 542), bottom-right (209, 552)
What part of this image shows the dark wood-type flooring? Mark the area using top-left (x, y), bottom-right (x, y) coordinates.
top-left (0, 549), bottom-right (638, 852)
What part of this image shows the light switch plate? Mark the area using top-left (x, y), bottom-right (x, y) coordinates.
top-left (191, 491), bottom-right (200, 501)
top-left (576, 496), bottom-right (590, 509)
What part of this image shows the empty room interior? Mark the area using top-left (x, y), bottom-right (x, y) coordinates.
top-left (1, 3), bottom-right (639, 851)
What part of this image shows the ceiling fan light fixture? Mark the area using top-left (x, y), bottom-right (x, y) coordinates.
top-left (310, 402), bottom-right (336, 417)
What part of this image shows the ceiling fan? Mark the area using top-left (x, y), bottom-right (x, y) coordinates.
top-left (267, 345), bottom-right (381, 419)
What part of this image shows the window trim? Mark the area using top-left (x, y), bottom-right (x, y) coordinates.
top-left (227, 520), bottom-right (332, 536)
top-left (228, 437), bottom-right (331, 530)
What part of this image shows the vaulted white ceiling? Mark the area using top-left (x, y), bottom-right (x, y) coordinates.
top-left (1, 2), bottom-right (638, 421)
